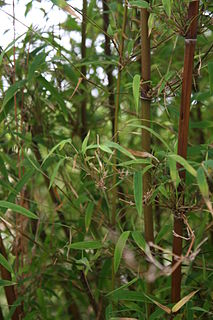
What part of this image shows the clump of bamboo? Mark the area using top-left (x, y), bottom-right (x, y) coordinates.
top-left (172, 0), bottom-right (200, 303)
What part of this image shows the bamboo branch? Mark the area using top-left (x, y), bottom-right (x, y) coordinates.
top-left (171, 0), bottom-right (200, 304)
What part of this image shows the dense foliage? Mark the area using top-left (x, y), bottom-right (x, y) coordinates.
top-left (0, 0), bottom-right (212, 319)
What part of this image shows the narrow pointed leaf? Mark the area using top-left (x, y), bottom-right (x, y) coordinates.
top-left (68, 240), bottom-right (102, 250)
top-left (82, 131), bottom-right (90, 155)
top-left (162, 0), bottom-right (173, 17)
top-left (144, 293), bottom-right (171, 314)
top-left (85, 202), bottom-right (94, 232)
top-left (0, 280), bottom-right (16, 287)
top-left (172, 290), bottom-right (199, 313)
top-left (197, 167), bottom-right (209, 199)
top-left (208, 61), bottom-right (213, 94)
top-left (2, 80), bottom-right (26, 108)
top-left (168, 156), bottom-right (180, 187)
top-left (132, 231), bottom-right (146, 251)
top-left (114, 231), bottom-right (130, 274)
top-left (105, 141), bottom-right (135, 159)
top-left (168, 154), bottom-right (197, 177)
top-left (0, 253), bottom-right (13, 273)
top-left (42, 139), bottom-right (71, 165)
top-left (133, 74), bottom-right (140, 114)
top-left (49, 158), bottom-right (65, 189)
top-left (129, 0), bottom-right (150, 8)
top-left (0, 201), bottom-right (38, 219)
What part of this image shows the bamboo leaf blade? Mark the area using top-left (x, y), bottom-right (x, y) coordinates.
top-left (0, 253), bottom-right (14, 274)
top-left (133, 171), bottom-right (143, 216)
top-left (172, 290), bottom-right (199, 313)
top-left (133, 74), bottom-right (140, 114)
top-left (114, 231), bottom-right (130, 274)
top-left (0, 201), bottom-right (38, 219)
top-left (68, 241), bottom-right (102, 250)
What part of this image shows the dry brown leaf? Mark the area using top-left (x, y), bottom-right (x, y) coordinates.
top-left (126, 148), bottom-right (159, 162)
top-left (172, 290), bottom-right (199, 313)
top-left (64, 5), bottom-right (80, 19)
top-left (70, 78), bottom-right (83, 100)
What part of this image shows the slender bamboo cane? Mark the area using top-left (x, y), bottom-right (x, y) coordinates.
top-left (140, 2), bottom-right (155, 315)
top-left (81, 0), bottom-right (87, 140)
top-left (0, 307), bottom-right (3, 320)
top-left (140, 2), bottom-right (154, 245)
top-left (0, 235), bottom-right (22, 320)
top-left (111, 0), bottom-right (128, 225)
top-left (102, 0), bottom-right (115, 137)
top-left (171, 0), bottom-right (199, 303)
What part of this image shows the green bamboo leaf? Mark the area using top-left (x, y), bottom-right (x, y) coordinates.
top-left (129, 0), bottom-right (150, 8)
top-left (42, 139), bottom-right (71, 165)
top-left (128, 124), bottom-right (171, 151)
top-left (82, 131), bottom-right (90, 155)
top-left (172, 290), bottom-right (199, 313)
top-left (144, 293), bottom-right (171, 314)
top-left (106, 277), bottom-right (138, 296)
top-left (162, 0), bottom-right (173, 17)
top-left (28, 52), bottom-right (46, 80)
top-left (99, 145), bottom-right (113, 154)
top-left (0, 280), bottom-right (16, 287)
top-left (2, 80), bottom-right (26, 108)
top-left (208, 61), bottom-right (213, 94)
top-left (0, 33), bottom-right (25, 65)
top-left (134, 171), bottom-right (143, 216)
top-left (49, 158), bottom-right (65, 189)
top-left (155, 224), bottom-right (170, 244)
top-left (61, 64), bottom-right (78, 83)
top-left (117, 159), bottom-right (151, 166)
top-left (114, 231), bottom-right (130, 274)
top-left (85, 202), bottom-right (94, 232)
top-left (148, 13), bottom-right (155, 36)
top-left (197, 167), bottom-right (209, 199)
top-left (107, 24), bottom-right (113, 36)
top-left (133, 74), bottom-right (140, 114)
top-left (38, 75), bottom-right (68, 117)
top-left (168, 154), bottom-right (197, 177)
top-left (0, 154), bottom-right (9, 181)
top-left (104, 141), bottom-right (135, 159)
top-left (109, 289), bottom-right (147, 302)
top-left (0, 201), bottom-right (38, 219)
top-left (68, 240), bottom-right (102, 250)
top-left (168, 156), bottom-right (180, 187)
top-left (0, 253), bottom-right (13, 273)
top-left (132, 231), bottom-right (146, 251)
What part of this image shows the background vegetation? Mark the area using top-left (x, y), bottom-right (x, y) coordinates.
top-left (0, 0), bottom-right (212, 319)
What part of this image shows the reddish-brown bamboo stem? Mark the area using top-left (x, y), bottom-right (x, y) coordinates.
top-left (0, 235), bottom-right (22, 320)
top-left (171, 0), bottom-right (199, 303)
top-left (140, 3), bottom-right (154, 245)
top-left (140, 2), bottom-right (155, 316)
top-left (102, 0), bottom-right (115, 137)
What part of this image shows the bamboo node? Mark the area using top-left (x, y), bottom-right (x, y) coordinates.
top-left (185, 38), bottom-right (197, 43)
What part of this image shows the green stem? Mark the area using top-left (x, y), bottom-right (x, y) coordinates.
top-left (111, 0), bottom-right (128, 226)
